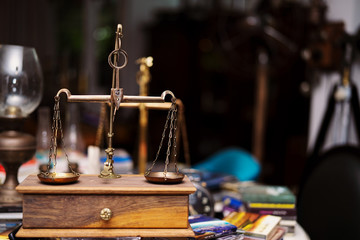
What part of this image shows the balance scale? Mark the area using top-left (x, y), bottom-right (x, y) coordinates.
top-left (15, 24), bottom-right (196, 238)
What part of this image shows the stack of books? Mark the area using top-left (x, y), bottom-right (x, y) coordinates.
top-left (239, 185), bottom-right (297, 234)
top-left (221, 183), bottom-right (297, 234)
top-left (223, 212), bottom-right (285, 240)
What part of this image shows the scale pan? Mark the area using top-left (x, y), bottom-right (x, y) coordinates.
top-left (37, 172), bottom-right (80, 184)
top-left (145, 172), bottom-right (184, 184)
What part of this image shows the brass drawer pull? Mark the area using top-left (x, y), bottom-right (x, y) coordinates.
top-left (100, 208), bottom-right (112, 221)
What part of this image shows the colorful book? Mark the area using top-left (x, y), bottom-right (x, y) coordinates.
top-left (223, 205), bottom-right (238, 218)
top-left (246, 203), bottom-right (295, 209)
top-left (245, 205), bottom-right (296, 217)
top-left (189, 215), bottom-right (238, 239)
top-left (0, 205), bottom-right (22, 213)
top-left (240, 185), bottom-right (296, 204)
top-left (245, 215), bottom-right (282, 239)
top-left (223, 212), bottom-right (282, 240)
top-left (243, 226), bottom-right (286, 240)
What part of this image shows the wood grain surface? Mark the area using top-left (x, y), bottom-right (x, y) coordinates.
top-left (16, 174), bottom-right (196, 195)
top-left (22, 194), bottom-right (189, 229)
top-left (16, 226), bottom-right (195, 238)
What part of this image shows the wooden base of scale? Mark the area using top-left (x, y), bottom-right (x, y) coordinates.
top-left (16, 174), bottom-right (196, 238)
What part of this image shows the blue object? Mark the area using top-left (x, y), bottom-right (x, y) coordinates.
top-left (193, 148), bottom-right (261, 181)
top-left (222, 196), bottom-right (243, 210)
top-left (189, 215), bottom-right (238, 237)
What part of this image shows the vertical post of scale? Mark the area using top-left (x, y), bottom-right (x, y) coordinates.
top-left (136, 57), bottom-right (153, 174)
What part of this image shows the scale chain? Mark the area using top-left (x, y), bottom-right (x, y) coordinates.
top-left (145, 103), bottom-right (172, 176)
top-left (145, 99), bottom-right (178, 179)
top-left (171, 105), bottom-right (179, 173)
top-left (164, 103), bottom-right (176, 177)
top-left (42, 96), bottom-right (79, 177)
top-left (44, 97), bottom-right (60, 176)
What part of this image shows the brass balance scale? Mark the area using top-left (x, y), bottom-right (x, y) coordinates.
top-left (15, 24), bottom-right (196, 238)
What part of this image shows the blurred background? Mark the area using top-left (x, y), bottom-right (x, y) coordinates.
top-left (0, 0), bottom-right (359, 192)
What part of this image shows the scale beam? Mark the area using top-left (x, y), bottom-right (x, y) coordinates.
top-left (56, 88), bottom-right (174, 106)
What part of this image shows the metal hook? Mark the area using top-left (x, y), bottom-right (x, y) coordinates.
top-left (161, 90), bottom-right (176, 103)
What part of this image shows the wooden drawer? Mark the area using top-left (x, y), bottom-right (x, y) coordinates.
top-left (22, 194), bottom-right (189, 229)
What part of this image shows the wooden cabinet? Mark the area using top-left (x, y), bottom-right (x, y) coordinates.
top-left (16, 174), bottom-right (196, 238)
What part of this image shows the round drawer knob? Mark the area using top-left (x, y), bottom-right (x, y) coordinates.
top-left (100, 208), bottom-right (112, 221)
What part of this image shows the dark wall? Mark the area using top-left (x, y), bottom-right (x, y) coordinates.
top-left (0, 0), bottom-right (314, 187)
top-left (145, 4), bottom-right (311, 186)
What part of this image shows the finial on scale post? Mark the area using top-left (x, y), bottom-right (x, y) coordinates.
top-left (136, 56), bottom-right (153, 174)
top-left (136, 56), bottom-right (153, 96)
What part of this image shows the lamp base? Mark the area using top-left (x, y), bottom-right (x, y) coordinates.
top-left (0, 130), bottom-right (36, 205)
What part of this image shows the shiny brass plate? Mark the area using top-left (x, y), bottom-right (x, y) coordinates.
top-left (145, 172), bottom-right (184, 184)
top-left (37, 172), bottom-right (80, 184)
